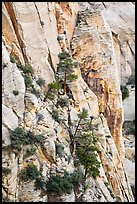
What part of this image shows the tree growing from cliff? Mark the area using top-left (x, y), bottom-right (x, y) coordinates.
top-left (72, 108), bottom-right (101, 179)
top-left (56, 51), bottom-right (78, 94)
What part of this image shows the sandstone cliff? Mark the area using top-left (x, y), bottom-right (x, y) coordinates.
top-left (2, 2), bottom-right (135, 202)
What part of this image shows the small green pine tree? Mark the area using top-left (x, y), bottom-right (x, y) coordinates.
top-left (57, 52), bottom-right (77, 94)
top-left (72, 109), bottom-right (100, 179)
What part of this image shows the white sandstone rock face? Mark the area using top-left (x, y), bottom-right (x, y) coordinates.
top-left (123, 88), bottom-right (135, 121)
top-left (2, 125), bottom-right (11, 146)
top-left (101, 2), bottom-right (135, 84)
top-left (123, 133), bottom-right (135, 189)
top-left (48, 190), bottom-right (75, 202)
top-left (2, 104), bottom-right (18, 131)
top-left (25, 93), bottom-right (39, 112)
top-left (19, 181), bottom-right (47, 202)
top-left (2, 2), bottom-right (135, 202)
top-left (2, 42), bottom-right (25, 119)
top-left (11, 2), bottom-right (60, 84)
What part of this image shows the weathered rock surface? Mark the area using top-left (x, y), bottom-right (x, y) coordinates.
top-left (123, 87), bottom-right (135, 121)
top-left (71, 8), bottom-right (124, 160)
top-left (2, 2), bottom-right (135, 202)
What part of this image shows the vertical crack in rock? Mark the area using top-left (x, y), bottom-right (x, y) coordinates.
top-left (4, 2), bottom-right (28, 64)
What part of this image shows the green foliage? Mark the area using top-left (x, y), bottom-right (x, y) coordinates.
top-left (77, 108), bottom-right (89, 120)
top-left (57, 52), bottom-right (78, 94)
top-left (20, 64), bottom-right (34, 75)
top-left (71, 169), bottom-right (84, 185)
top-left (19, 163), bottom-right (42, 182)
top-left (48, 80), bottom-right (62, 91)
top-left (72, 109), bottom-right (100, 179)
top-left (36, 77), bottom-right (45, 87)
top-left (46, 171), bottom-right (73, 195)
top-left (17, 63), bottom-right (34, 89)
top-left (66, 74), bottom-right (78, 82)
top-left (26, 145), bottom-right (36, 157)
top-left (45, 81), bottom-right (62, 100)
top-left (55, 143), bottom-right (64, 157)
top-left (123, 121), bottom-right (135, 135)
top-left (44, 92), bottom-right (55, 100)
top-left (13, 90), bottom-right (19, 96)
top-left (16, 62), bottom-right (23, 69)
top-left (120, 85), bottom-right (129, 100)
top-left (51, 109), bottom-right (62, 124)
top-left (10, 127), bottom-right (30, 151)
top-left (34, 134), bottom-right (45, 144)
top-left (2, 167), bottom-right (11, 176)
top-left (76, 145), bottom-right (100, 178)
top-left (10, 55), bottom-right (17, 63)
top-left (58, 51), bottom-right (71, 60)
top-left (57, 97), bottom-right (69, 107)
top-left (23, 74), bottom-right (33, 88)
top-left (104, 181), bottom-right (109, 187)
top-left (35, 177), bottom-right (44, 190)
top-left (10, 127), bottom-right (45, 152)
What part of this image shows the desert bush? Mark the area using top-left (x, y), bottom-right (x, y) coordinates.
top-left (19, 163), bottom-right (42, 182)
top-left (46, 171), bottom-right (73, 195)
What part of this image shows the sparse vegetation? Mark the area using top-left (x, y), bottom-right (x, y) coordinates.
top-left (57, 97), bottom-right (69, 107)
top-left (26, 145), bottom-right (36, 157)
top-left (120, 85), bottom-right (129, 100)
top-left (46, 171), bottom-right (73, 195)
top-left (57, 51), bottom-right (77, 94)
top-left (20, 64), bottom-right (34, 75)
top-left (2, 167), bottom-right (11, 176)
top-left (10, 127), bottom-right (30, 151)
top-left (19, 163), bottom-right (42, 182)
top-left (13, 90), bottom-right (19, 96)
top-left (10, 55), bottom-right (17, 63)
top-left (34, 134), bottom-right (45, 144)
top-left (23, 74), bottom-right (33, 88)
top-left (44, 80), bottom-right (62, 100)
top-left (51, 108), bottom-right (62, 124)
top-left (123, 121), bottom-right (135, 135)
top-left (72, 108), bottom-right (100, 179)
top-left (35, 177), bottom-right (44, 190)
top-left (10, 127), bottom-right (45, 152)
top-left (71, 168), bottom-right (84, 185)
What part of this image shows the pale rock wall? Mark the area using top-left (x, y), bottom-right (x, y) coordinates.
top-left (2, 2), bottom-right (134, 202)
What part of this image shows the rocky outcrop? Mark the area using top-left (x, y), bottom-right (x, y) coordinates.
top-left (71, 8), bottom-right (124, 159)
top-left (2, 2), bottom-right (135, 202)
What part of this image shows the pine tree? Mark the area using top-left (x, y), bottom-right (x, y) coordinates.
top-left (57, 51), bottom-right (78, 94)
top-left (72, 108), bottom-right (100, 179)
